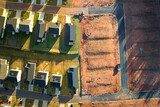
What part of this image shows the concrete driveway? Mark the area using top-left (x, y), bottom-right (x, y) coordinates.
top-left (31, 0), bottom-right (36, 4)
top-left (57, 0), bottom-right (62, 6)
top-left (21, 97), bottom-right (26, 107)
top-left (42, 101), bottom-right (48, 107)
top-left (52, 14), bottom-right (58, 22)
top-left (33, 99), bottom-right (39, 107)
top-left (66, 15), bottom-right (71, 23)
top-left (16, 82), bottom-right (21, 90)
top-left (40, 0), bottom-right (46, 5)
top-left (28, 84), bottom-right (34, 91)
top-left (39, 12), bottom-right (45, 20)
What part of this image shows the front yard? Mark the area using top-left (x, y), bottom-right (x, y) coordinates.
top-left (0, 8), bottom-right (4, 16)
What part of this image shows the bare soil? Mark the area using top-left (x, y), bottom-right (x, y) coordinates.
top-left (82, 98), bottom-right (160, 107)
top-left (125, 0), bottom-right (160, 92)
top-left (72, 0), bottom-right (115, 7)
top-left (80, 14), bottom-right (120, 95)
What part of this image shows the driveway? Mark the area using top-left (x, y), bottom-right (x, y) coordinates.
top-left (29, 11), bottom-right (35, 32)
top-left (42, 100), bottom-right (48, 107)
top-left (16, 82), bottom-right (21, 90)
top-left (39, 12), bottom-right (45, 20)
top-left (28, 84), bottom-right (34, 91)
top-left (57, 0), bottom-right (62, 6)
top-left (40, 0), bottom-right (46, 5)
top-left (52, 14), bottom-right (58, 22)
top-left (21, 97), bottom-right (26, 107)
top-left (33, 99), bottom-right (39, 107)
top-left (31, 0), bottom-right (36, 4)
top-left (66, 15), bottom-right (71, 23)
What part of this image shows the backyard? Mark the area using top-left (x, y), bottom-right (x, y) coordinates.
top-left (0, 46), bottom-right (80, 96)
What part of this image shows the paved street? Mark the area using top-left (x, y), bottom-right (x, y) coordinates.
top-left (0, 0), bottom-right (160, 104)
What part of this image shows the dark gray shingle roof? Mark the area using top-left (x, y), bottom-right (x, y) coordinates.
top-left (65, 23), bottom-right (76, 45)
top-left (34, 20), bottom-right (47, 42)
top-left (67, 67), bottom-right (79, 93)
top-left (19, 19), bottom-right (31, 32)
top-left (48, 22), bottom-right (60, 35)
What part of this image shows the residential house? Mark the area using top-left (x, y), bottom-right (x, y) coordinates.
top-left (24, 62), bottom-right (36, 84)
top-left (34, 20), bottom-right (47, 43)
top-left (50, 74), bottom-right (62, 94)
top-left (0, 16), bottom-right (6, 38)
top-left (5, 18), bottom-right (19, 35)
top-left (67, 66), bottom-right (79, 94)
top-left (0, 59), bottom-right (9, 81)
top-left (48, 22), bottom-right (61, 37)
top-left (6, 69), bottom-right (22, 83)
top-left (19, 19), bottom-right (33, 34)
top-left (35, 71), bottom-right (49, 87)
top-left (65, 23), bottom-right (76, 46)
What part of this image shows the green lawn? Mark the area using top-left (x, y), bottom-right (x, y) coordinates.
top-left (34, 85), bottom-right (43, 93)
top-left (0, 8), bottom-right (4, 16)
top-left (25, 99), bottom-right (34, 107)
top-left (44, 13), bottom-right (53, 23)
top-left (7, 10), bottom-right (16, 18)
top-left (62, 0), bottom-right (73, 7)
top-left (46, 0), bottom-right (57, 6)
top-left (23, 0), bottom-right (31, 3)
top-left (3, 80), bottom-right (15, 89)
top-left (21, 11), bottom-right (30, 19)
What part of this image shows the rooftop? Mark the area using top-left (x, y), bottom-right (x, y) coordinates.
top-left (19, 19), bottom-right (31, 32)
top-left (48, 22), bottom-right (61, 35)
top-left (65, 23), bottom-right (76, 46)
top-left (5, 18), bottom-right (18, 32)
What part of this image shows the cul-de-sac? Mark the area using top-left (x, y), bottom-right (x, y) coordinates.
top-left (0, 0), bottom-right (160, 107)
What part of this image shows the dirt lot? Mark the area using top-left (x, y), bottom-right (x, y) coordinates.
top-left (72, 0), bottom-right (115, 7)
top-left (80, 14), bottom-right (120, 95)
top-left (82, 98), bottom-right (160, 107)
top-left (125, 0), bottom-right (160, 92)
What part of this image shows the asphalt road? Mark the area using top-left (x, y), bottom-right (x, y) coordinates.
top-left (0, 0), bottom-right (160, 103)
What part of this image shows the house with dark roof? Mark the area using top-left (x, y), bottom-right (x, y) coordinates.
top-left (48, 22), bottom-right (61, 37)
top-left (0, 59), bottom-right (9, 80)
top-left (50, 74), bottom-right (62, 95)
top-left (67, 66), bottom-right (79, 94)
top-left (5, 18), bottom-right (19, 35)
top-left (24, 62), bottom-right (36, 84)
top-left (65, 23), bottom-right (76, 46)
top-left (34, 20), bottom-right (47, 43)
top-left (19, 19), bottom-right (32, 34)
top-left (0, 16), bottom-right (6, 38)
top-left (35, 71), bottom-right (49, 87)
top-left (6, 69), bottom-right (22, 83)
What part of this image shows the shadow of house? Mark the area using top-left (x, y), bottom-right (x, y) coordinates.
top-left (0, 16), bottom-right (6, 38)
top-left (50, 74), bottom-right (62, 95)
top-left (67, 67), bottom-right (79, 95)
top-left (34, 20), bottom-right (47, 43)
top-left (5, 18), bottom-right (19, 35)
top-left (24, 62), bottom-right (36, 84)
top-left (34, 71), bottom-right (49, 88)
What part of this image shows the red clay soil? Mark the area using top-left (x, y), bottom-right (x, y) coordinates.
top-left (72, 0), bottom-right (115, 7)
top-left (82, 98), bottom-right (160, 107)
top-left (80, 14), bottom-right (120, 95)
top-left (124, 0), bottom-right (160, 92)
